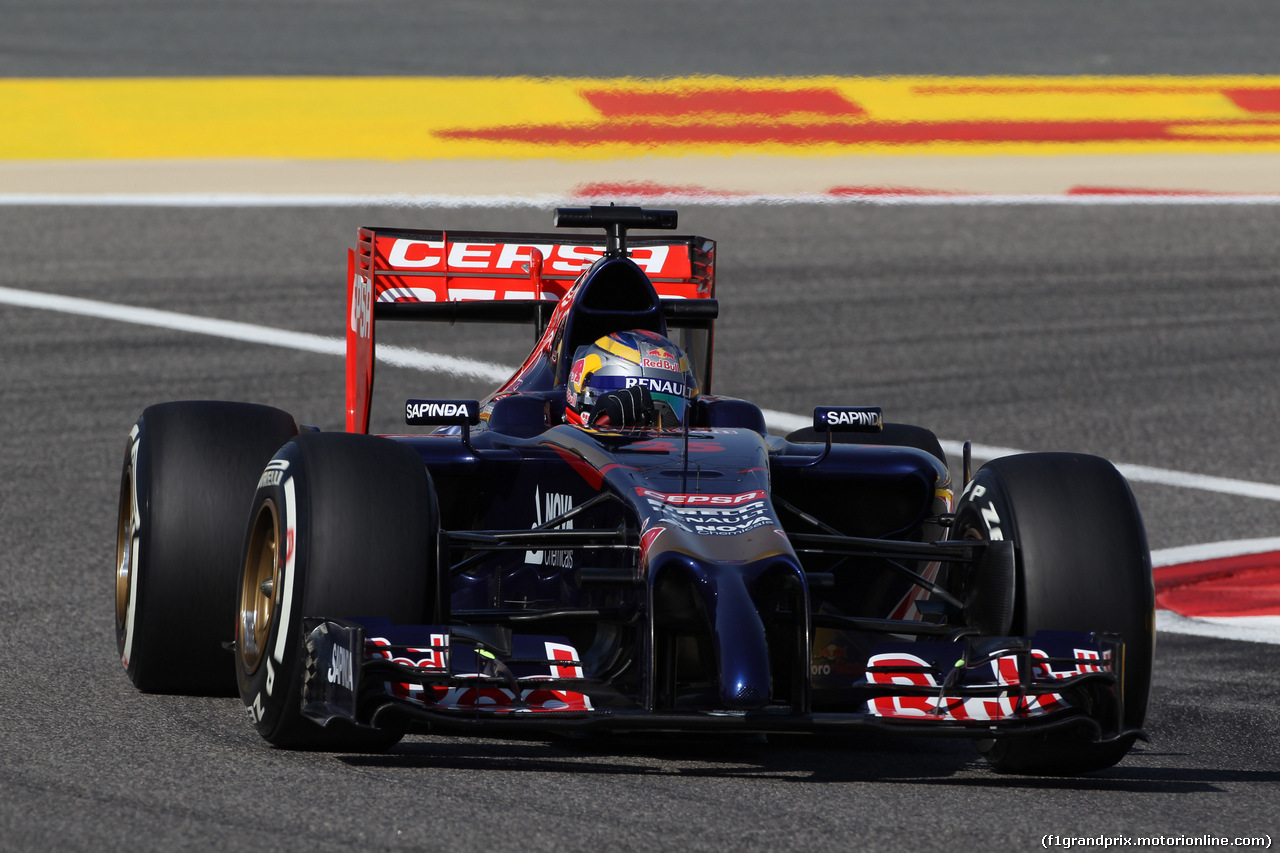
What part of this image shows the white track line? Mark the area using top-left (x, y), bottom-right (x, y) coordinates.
top-left (1151, 536), bottom-right (1280, 567)
top-left (0, 193), bottom-right (565, 209)
top-left (761, 412), bottom-right (1280, 502)
top-left (7, 192), bottom-right (1280, 208)
top-left (5, 284), bottom-right (1279, 501)
top-left (0, 286), bottom-right (508, 383)
top-left (6, 283), bottom-right (1278, 642)
top-left (1155, 612), bottom-right (1280, 646)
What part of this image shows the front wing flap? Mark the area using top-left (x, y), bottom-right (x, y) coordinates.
top-left (859, 631), bottom-right (1126, 734)
top-left (301, 617), bottom-right (599, 729)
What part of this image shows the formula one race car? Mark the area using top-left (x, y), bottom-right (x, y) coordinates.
top-left (115, 206), bottom-right (1154, 774)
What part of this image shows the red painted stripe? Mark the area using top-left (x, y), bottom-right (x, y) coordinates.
top-left (573, 181), bottom-right (743, 198)
top-left (581, 88), bottom-right (864, 117)
top-left (1154, 551), bottom-right (1280, 618)
top-left (573, 183), bottom-right (1262, 201)
top-left (1222, 88), bottom-right (1280, 113)
top-left (548, 444), bottom-right (603, 490)
top-left (438, 118), bottom-right (1280, 146)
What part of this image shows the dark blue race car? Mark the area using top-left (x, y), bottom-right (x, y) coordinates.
top-left (115, 206), bottom-right (1154, 774)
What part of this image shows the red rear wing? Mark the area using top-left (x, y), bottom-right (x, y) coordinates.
top-left (346, 228), bottom-right (716, 433)
top-left (359, 228), bottom-right (713, 302)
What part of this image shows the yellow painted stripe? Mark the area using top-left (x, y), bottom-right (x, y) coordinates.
top-left (4, 75), bottom-right (1280, 160)
top-left (0, 78), bottom-right (593, 159)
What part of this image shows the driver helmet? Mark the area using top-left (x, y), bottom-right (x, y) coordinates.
top-left (566, 329), bottom-right (698, 428)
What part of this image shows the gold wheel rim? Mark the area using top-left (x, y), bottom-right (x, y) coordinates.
top-left (239, 501), bottom-right (280, 675)
top-left (115, 467), bottom-right (133, 630)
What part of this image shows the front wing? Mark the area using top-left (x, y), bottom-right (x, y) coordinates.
top-left (301, 618), bottom-right (1138, 744)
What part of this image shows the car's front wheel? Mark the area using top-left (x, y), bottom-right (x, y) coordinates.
top-left (952, 452), bottom-right (1154, 774)
top-left (235, 431), bottom-right (440, 749)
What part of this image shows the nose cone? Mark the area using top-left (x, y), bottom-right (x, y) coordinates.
top-left (643, 517), bottom-right (806, 714)
top-left (660, 550), bottom-right (768, 701)
top-left (704, 570), bottom-right (773, 710)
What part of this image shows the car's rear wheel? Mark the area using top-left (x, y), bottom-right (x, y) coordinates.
top-left (115, 402), bottom-right (297, 694)
top-left (952, 452), bottom-right (1154, 774)
top-left (235, 431), bottom-right (440, 750)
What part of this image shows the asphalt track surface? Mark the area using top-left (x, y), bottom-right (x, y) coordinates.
top-left (5, 0), bottom-right (1280, 77)
top-left (1, 203), bottom-right (1278, 851)
top-left (4, 2), bottom-right (1280, 851)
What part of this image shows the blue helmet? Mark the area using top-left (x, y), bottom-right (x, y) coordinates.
top-left (566, 329), bottom-right (697, 428)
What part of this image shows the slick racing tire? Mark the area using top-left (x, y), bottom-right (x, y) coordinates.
top-left (952, 453), bottom-right (1154, 775)
top-left (235, 431), bottom-right (439, 750)
top-left (115, 401), bottom-right (298, 695)
top-left (786, 423), bottom-right (947, 467)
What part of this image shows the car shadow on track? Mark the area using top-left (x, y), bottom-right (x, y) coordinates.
top-left (339, 731), bottom-right (984, 784)
top-left (337, 734), bottom-right (1275, 791)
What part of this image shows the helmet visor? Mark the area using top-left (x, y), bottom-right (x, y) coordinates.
top-left (585, 373), bottom-right (690, 426)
